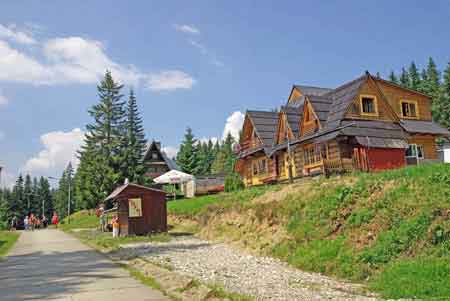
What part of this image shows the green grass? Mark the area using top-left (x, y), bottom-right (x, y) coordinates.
top-left (60, 210), bottom-right (101, 231)
top-left (72, 229), bottom-right (171, 251)
top-left (170, 163), bottom-right (450, 299)
top-left (167, 184), bottom-right (281, 217)
top-left (0, 231), bottom-right (20, 259)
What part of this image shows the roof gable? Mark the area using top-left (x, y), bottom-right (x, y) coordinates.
top-left (246, 110), bottom-right (279, 147)
top-left (143, 141), bottom-right (179, 170)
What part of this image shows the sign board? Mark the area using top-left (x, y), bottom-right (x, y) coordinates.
top-left (128, 198), bottom-right (142, 217)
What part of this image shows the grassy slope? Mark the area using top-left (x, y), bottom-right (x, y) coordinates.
top-left (168, 163), bottom-right (450, 299)
top-left (0, 231), bottom-right (20, 258)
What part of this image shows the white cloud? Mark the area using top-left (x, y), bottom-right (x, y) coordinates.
top-left (174, 24), bottom-right (200, 35)
top-left (0, 24), bottom-right (36, 45)
top-left (162, 146), bottom-right (178, 159)
top-left (0, 31), bottom-right (195, 90)
top-left (0, 169), bottom-right (16, 189)
top-left (23, 128), bottom-right (84, 173)
top-left (0, 89), bottom-right (8, 106)
top-left (43, 37), bottom-right (142, 85)
top-left (147, 70), bottom-right (196, 91)
top-left (223, 111), bottom-right (244, 140)
top-left (188, 39), bottom-right (224, 67)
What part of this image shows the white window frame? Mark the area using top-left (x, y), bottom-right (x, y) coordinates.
top-left (406, 144), bottom-right (425, 159)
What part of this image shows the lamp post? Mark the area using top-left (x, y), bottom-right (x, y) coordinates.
top-left (48, 176), bottom-right (71, 224)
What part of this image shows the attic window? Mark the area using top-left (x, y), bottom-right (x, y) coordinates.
top-left (400, 100), bottom-right (418, 118)
top-left (152, 153), bottom-right (158, 159)
top-left (360, 95), bottom-right (378, 116)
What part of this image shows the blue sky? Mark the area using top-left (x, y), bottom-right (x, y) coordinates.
top-left (0, 1), bottom-right (449, 186)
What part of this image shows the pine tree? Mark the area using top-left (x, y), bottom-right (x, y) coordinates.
top-left (388, 71), bottom-right (398, 84)
top-left (399, 68), bottom-right (410, 87)
top-left (408, 61), bottom-right (421, 90)
top-left (55, 163), bottom-right (74, 219)
top-left (211, 133), bottom-right (237, 175)
top-left (425, 57), bottom-right (441, 118)
top-left (77, 71), bottom-right (126, 207)
top-left (122, 89), bottom-right (147, 183)
top-left (437, 62), bottom-right (450, 131)
top-left (176, 127), bottom-right (199, 174)
top-left (23, 174), bottom-right (34, 213)
top-left (11, 175), bottom-right (25, 220)
top-left (38, 176), bottom-right (53, 218)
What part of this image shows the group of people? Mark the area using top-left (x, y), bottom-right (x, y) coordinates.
top-left (96, 205), bottom-right (120, 238)
top-left (10, 212), bottom-right (59, 231)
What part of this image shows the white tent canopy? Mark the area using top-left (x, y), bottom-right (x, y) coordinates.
top-left (153, 170), bottom-right (194, 184)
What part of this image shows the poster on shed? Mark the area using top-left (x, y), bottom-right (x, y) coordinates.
top-left (128, 198), bottom-right (142, 217)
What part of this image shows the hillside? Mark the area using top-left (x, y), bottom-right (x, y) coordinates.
top-left (168, 163), bottom-right (450, 299)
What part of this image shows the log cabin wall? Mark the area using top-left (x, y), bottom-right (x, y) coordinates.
top-left (345, 81), bottom-right (398, 122)
top-left (375, 80), bottom-right (432, 121)
top-left (408, 135), bottom-right (438, 159)
top-left (242, 153), bottom-right (274, 186)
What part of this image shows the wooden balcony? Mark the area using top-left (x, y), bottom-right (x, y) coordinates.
top-left (240, 140), bottom-right (262, 151)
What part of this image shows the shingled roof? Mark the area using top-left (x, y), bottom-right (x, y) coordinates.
top-left (246, 110), bottom-right (279, 148)
top-left (280, 105), bottom-right (302, 137)
top-left (294, 85), bottom-right (332, 97)
top-left (400, 120), bottom-right (450, 136)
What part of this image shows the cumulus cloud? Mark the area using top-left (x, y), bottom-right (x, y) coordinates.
top-left (174, 24), bottom-right (200, 35)
top-left (0, 28), bottom-right (195, 90)
top-left (23, 128), bottom-right (84, 173)
top-left (147, 70), bottom-right (196, 91)
top-left (162, 146), bottom-right (178, 159)
top-left (0, 89), bottom-right (8, 106)
top-left (0, 168), bottom-right (16, 189)
top-left (222, 111), bottom-right (245, 140)
top-left (0, 24), bottom-right (36, 44)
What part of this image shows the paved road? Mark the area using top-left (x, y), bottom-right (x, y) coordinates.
top-left (0, 229), bottom-right (169, 301)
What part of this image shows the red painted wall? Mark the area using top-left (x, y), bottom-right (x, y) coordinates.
top-left (367, 148), bottom-right (406, 171)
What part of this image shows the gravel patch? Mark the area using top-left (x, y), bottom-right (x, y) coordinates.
top-left (115, 236), bottom-right (377, 300)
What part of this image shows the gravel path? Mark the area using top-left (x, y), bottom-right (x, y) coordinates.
top-left (115, 236), bottom-right (376, 300)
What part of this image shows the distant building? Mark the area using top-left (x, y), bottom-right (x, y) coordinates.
top-left (438, 143), bottom-right (450, 163)
top-left (143, 141), bottom-right (179, 179)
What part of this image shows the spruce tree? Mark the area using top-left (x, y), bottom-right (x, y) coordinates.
top-left (437, 62), bottom-right (450, 131)
top-left (176, 127), bottom-right (199, 174)
top-left (399, 68), bottom-right (410, 87)
top-left (23, 174), bottom-right (34, 213)
top-left (11, 175), bottom-right (25, 219)
top-left (38, 176), bottom-right (53, 218)
top-left (77, 71), bottom-right (126, 207)
top-left (122, 89), bottom-right (147, 183)
top-left (388, 71), bottom-right (398, 84)
top-left (425, 57), bottom-right (441, 118)
top-left (408, 61), bottom-right (421, 90)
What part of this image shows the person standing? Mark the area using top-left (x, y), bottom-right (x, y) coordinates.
top-left (52, 212), bottom-right (59, 228)
top-left (112, 216), bottom-right (119, 238)
top-left (10, 216), bottom-right (17, 231)
top-left (24, 216), bottom-right (29, 231)
top-left (29, 213), bottom-right (35, 231)
top-left (42, 215), bottom-right (48, 228)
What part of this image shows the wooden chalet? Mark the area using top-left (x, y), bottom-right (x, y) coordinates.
top-left (143, 141), bottom-right (179, 179)
top-left (236, 72), bottom-right (450, 186)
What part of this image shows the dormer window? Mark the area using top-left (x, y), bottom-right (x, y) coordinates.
top-left (152, 152), bottom-right (158, 159)
top-left (400, 100), bottom-right (418, 118)
top-left (360, 95), bottom-right (378, 116)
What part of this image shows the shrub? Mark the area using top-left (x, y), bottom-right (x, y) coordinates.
top-left (224, 173), bottom-right (245, 192)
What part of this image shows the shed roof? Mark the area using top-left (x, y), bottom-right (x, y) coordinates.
top-left (400, 120), bottom-right (450, 136)
top-left (105, 183), bottom-right (165, 201)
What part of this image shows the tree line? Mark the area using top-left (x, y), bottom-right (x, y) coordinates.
top-left (0, 175), bottom-right (52, 228)
top-left (175, 128), bottom-right (238, 176)
top-left (387, 57), bottom-right (450, 132)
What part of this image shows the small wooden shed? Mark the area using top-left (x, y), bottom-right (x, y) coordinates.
top-left (105, 183), bottom-right (167, 236)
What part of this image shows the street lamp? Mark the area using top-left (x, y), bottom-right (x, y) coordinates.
top-left (48, 176), bottom-right (72, 224)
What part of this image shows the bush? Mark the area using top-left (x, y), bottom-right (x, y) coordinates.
top-left (224, 173), bottom-right (244, 192)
